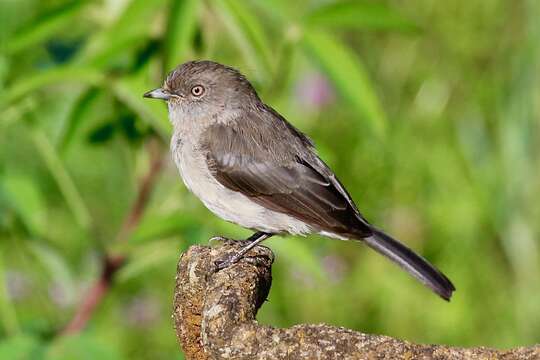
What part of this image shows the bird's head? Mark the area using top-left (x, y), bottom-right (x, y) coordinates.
top-left (144, 60), bottom-right (259, 125)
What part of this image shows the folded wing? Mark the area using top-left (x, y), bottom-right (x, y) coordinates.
top-left (201, 109), bottom-right (372, 239)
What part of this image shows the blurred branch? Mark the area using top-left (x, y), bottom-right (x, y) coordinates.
top-left (173, 242), bottom-right (540, 360)
top-left (61, 138), bottom-right (165, 335)
top-left (60, 254), bottom-right (124, 336)
top-left (115, 140), bottom-right (165, 243)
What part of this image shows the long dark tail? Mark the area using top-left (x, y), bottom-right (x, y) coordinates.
top-left (362, 227), bottom-right (455, 301)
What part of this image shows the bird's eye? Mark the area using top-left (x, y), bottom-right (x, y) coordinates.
top-left (191, 85), bottom-right (205, 97)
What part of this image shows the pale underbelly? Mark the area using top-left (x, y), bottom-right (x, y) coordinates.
top-left (173, 145), bottom-right (313, 235)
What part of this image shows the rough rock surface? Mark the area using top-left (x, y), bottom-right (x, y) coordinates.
top-left (172, 241), bottom-right (540, 359)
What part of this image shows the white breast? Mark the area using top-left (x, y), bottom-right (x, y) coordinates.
top-left (170, 133), bottom-right (313, 236)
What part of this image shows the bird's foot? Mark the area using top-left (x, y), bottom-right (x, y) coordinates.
top-left (214, 252), bottom-right (242, 271)
top-left (214, 250), bottom-right (272, 271)
top-left (210, 237), bottom-right (246, 269)
top-left (212, 232), bottom-right (273, 271)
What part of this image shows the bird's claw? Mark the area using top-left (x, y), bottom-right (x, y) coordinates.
top-left (214, 255), bottom-right (236, 271)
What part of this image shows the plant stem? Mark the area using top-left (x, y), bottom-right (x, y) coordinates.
top-left (60, 138), bottom-right (165, 335)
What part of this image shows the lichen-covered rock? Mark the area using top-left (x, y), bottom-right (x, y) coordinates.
top-left (172, 242), bottom-right (540, 360)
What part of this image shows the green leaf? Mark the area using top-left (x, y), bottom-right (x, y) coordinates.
top-left (248, 0), bottom-right (299, 23)
top-left (130, 212), bottom-right (198, 244)
top-left (302, 30), bottom-right (386, 137)
top-left (45, 335), bottom-right (120, 360)
top-left (165, 0), bottom-right (200, 70)
top-left (0, 56), bottom-right (10, 90)
top-left (213, 0), bottom-right (273, 81)
top-left (270, 237), bottom-right (326, 281)
top-left (87, 121), bottom-right (116, 144)
top-left (58, 88), bottom-right (101, 152)
top-left (4, 1), bottom-right (89, 55)
top-left (31, 128), bottom-right (92, 230)
top-left (0, 254), bottom-right (20, 335)
top-left (117, 240), bottom-right (180, 282)
top-left (110, 76), bottom-right (171, 140)
top-left (74, 0), bottom-right (165, 67)
top-left (1, 174), bottom-right (46, 236)
top-left (0, 335), bottom-right (44, 360)
top-left (28, 243), bottom-right (76, 305)
top-left (0, 67), bottom-right (104, 109)
top-left (304, 1), bottom-right (418, 32)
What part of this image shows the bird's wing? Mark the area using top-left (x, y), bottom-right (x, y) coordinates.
top-left (200, 108), bottom-right (456, 300)
top-left (200, 107), bottom-right (372, 238)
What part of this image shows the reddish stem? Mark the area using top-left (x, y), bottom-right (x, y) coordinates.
top-left (61, 140), bottom-right (164, 335)
top-left (116, 141), bottom-right (164, 243)
top-left (61, 255), bottom-right (125, 335)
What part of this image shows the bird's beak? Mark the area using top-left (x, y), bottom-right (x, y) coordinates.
top-left (143, 88), bottom-right (171, 100)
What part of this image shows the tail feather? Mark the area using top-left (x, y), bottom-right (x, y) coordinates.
top-left (363, 227), bottom-right (455, 301)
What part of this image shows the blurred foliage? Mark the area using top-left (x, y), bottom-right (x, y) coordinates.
top-left (1, 0), bottom-right (539, 358)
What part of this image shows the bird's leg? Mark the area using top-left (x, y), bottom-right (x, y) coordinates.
top-left (214, 231), bottom-right (273, 270)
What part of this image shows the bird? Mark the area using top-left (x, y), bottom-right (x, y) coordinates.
top-left (144, 60), bottom-right (455, 300)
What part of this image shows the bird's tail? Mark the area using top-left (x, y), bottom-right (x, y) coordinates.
top-left (362, 227), bottom-right (455, 301)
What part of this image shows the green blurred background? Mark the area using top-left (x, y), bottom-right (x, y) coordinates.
top-left (1, 0), bottom-right (539, 358)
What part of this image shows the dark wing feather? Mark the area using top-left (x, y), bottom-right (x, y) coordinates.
top-left (201, 107), bottom-right (371, 238)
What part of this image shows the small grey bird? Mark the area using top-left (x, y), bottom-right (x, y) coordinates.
top-left (144, 60), bottom-right (455, 300)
